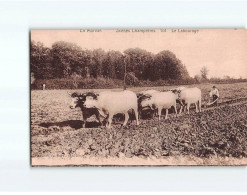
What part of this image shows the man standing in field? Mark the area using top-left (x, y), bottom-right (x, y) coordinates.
top-left (210, 86), bottom-right (219, 106)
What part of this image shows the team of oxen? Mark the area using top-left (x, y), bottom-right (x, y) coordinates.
top-left (69, 87), bottom-right (202, 128)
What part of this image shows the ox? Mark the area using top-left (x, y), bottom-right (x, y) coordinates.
top-left (177, 87), bottom-right (202, 114)
top-left (140, 91), bottom-right (178, 121)
top-left (69, 92), bottom-right (101, 128)
top-left (83, 90), bottom-right (139, 128)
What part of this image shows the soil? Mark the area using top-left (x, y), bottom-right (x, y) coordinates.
top-left (31, 82), bottom-right (247, 166)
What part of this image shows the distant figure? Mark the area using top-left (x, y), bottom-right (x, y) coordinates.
top-left (209, 86), bottom-right (219, 106)
top-left (42, 84), bottom-right (46, 90)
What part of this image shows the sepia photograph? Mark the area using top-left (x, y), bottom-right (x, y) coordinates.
top-left (30, 29), bottom-right (247, 166)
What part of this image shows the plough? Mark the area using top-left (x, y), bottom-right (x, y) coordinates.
top-left (204, 96), bottom-right (219, 108)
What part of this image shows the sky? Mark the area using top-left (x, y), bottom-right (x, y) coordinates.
top-left (31, 29), bottom-right (247, 79)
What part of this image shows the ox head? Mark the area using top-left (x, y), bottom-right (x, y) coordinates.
top-left (171, 89), bottom-right (181, 99)
top-left (138, 94), bottom-right (153, 110)
top-left (69, 92), bottom-right (86, 109)
top-left (83, 92), bottom-right (99, 109)
top-left (136, 92), bottom-right (144, 100)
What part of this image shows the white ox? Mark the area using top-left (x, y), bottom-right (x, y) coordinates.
top-left (140, 91), bottom-right (178, 121)
top-left (178, 87), bottom-right (202, 114)
top-left (83, 90), bottom-right (139, 128)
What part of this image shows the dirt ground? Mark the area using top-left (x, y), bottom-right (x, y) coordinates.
top-left (31, 82), bottom-right (247, 166)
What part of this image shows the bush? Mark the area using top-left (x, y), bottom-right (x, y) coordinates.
top-left (31, 77), bottom-right (246, 90)
top-left (209, 78), bottom-right (247, 84)
top-left (31, 77), bottom-right (123, 90)
top-left (125, 72), bottom-right (140, 86)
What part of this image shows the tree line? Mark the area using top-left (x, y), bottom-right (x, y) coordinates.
top-left (30, 41), bottom-right (191, 83)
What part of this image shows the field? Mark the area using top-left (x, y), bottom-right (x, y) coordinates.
top-left (31, 82), bottom-right (247, 166)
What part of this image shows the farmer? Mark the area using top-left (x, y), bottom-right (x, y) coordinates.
top-left (209, 86), bottom-right (219, 106)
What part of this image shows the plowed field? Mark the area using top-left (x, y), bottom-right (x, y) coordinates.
top-left (31, 82), bottom-right (247, 166)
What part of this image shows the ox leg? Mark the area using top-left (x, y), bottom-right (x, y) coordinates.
top-left (179, 105), bottom-right (183, 114)
top-left (195, 102), bottom-right (199, 113)
top-left (98, 110), bottom-right (108, 127)
top-left (130, 109), bottom-right (134, 123)
top-left (152, 109), bottom-right (155, 117)
top-left (184, 104), bottom-right (187, 112)
top-left (174, 104), bottom-right (177, 117)
top-left (96, 113), bottom-right (101, 125)
top-left (107, 114), bottom-right (113, 129)
top-left (187, 103), bottom-right (190, 114)
top-left (123, 112), bottom-right (129, 126)
top-left (165, 109), bottom-right (168, 120)
top-left (198, 99), bottom-right (202, 112)
top-left (103, 115), bottom-right (109, 127)
top-left (152, 109), bottom-right (157, 118)
top-left (157, 108), bottom-right (162, 121)
top-left (134, 108), bottom-right (139, 125)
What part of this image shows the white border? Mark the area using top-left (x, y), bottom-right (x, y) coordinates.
top-left (0, 0), bottom-right (247, 192)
